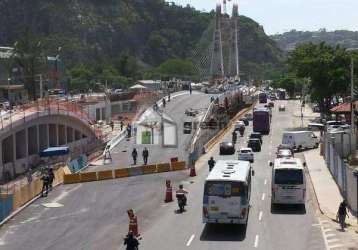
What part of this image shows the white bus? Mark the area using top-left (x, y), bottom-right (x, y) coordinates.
top-left (202, 160), bottom-right (253, 224)
top-left (270, 158), bottom-right (306, 205)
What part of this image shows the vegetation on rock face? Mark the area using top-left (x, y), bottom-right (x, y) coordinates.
top-left (0, 0), bottom-right (284, 92)
top-left (271, 29), bottom-right (358, 52)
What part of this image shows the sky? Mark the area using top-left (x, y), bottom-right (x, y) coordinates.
top-left (169, 0), bottom-right (358, 35)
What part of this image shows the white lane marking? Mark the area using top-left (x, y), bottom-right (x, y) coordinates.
top-left (264, 179), bottom-right (267, 185)
top-left (259, 211), bottom-right (263, 221)
top-left (312, 223), bottom-right (321, 227)
top-left (52, 184), bottom-right (82, 203)
top-left (254, 235), bottom-right (259, 248)
top-left (323, 228), bottom-right (333, 233)
top-left (329, 244), bottom-right (344, 249)
top-left (261, 193), bottom-right (265, 201)
top-left (186, 234), bottom-right (195, 246)
top-left (325, 233), bottom-right (336, 238)
top-left (326, 238), bottom-right (339, 243)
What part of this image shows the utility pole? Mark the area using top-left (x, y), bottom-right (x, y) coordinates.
top-left (39, 74), bottom-right (43, 99)
top-left (351, 56), bottom-right (355, 133)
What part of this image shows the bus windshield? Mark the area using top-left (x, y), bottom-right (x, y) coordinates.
top-left (204, 181), bottom-right (245, 197)
top-left (274, 169), bottom-right (303, 185)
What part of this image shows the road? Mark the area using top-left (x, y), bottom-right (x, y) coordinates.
top-left (141, 99), bottom-right (326, 250)
top-left (87, 91), bottom-right (214, 171)
top-left (0, 100), bottom-right (327, 250)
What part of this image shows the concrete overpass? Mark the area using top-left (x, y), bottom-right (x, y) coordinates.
top-left (0, 99), bottom-right (98, 182)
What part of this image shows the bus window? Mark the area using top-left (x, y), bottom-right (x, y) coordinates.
top-left (274, 169), bottom-right (303, 185)
top-left (204, 181), bottom-right (245, 197)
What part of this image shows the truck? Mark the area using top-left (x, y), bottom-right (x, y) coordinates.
top-left (277, 89), bottom-right (286, 100)
top-left (253, 108), bottom-right (270, 134)
top-left (282, 131), bottom-right (319, 151)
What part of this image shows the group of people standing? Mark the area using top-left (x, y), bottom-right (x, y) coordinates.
top-left (131, 147), bottom-right (149, 165)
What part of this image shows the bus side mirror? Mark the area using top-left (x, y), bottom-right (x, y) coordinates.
top-left (269, 161), bottom-right (273, 167)
top-left (252, 170), bottom-right (255, 176)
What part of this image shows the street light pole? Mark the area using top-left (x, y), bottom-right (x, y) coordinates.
top-left (351, 56), bottom-right (355, 133)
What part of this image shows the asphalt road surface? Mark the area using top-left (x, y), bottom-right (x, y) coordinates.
top-left (87, 91), bottom-right (214, 171)
top-left (0, 100), bottom-right (326, 250)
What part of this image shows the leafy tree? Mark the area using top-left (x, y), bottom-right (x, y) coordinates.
top-left (288, 42), bottom-right (351, 112)
top-left (12, 29), bottom-right (45, 100)
top-left (156, 59), bottom-right (197, 78)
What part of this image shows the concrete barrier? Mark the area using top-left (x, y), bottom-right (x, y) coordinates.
top-left (97, 170), bottom-right (114, 180)
top-left (80, 172), bottom-right (98, 182)
top-left (171, 161), bottom-right (186, 171)
top-left (157, 163), bottom-right (171, 173)
top-left (128, 166), bottom-right (144, 177)
top-left (114, 168), bottom-right (129, 178)
top-left (63, 173), bottom-right (81, 184)
top-left (142, 164), bottom-right (157, 175)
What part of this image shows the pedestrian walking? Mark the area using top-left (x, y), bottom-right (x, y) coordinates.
top-left (110, 120), bottom-right (114, 131)
top-left (208, 157), bottom-right (216, 172)
top-left (124, 231), bottom-right (139, 250)
top-left (168, 92), bottom-right (171, 102)
top-left (162, 98), bottom-right (166, 108)
top-left (48, 167), bottom-right (55, 191)
top-left (120, 121), bottom-right (124, 131)
top-left (142, 147), bottom-right (149, 165)
top-left (189, 86), bottom-right (192, 95)
top-left (41, 173), bottom-right (50, 197)
top-left (132, 148), bottom-right (138, 165)
top-left (337, 200), bottom-right (349, 230)
top-left (127, 124), bottom-right (132, 138)
top-left (26, 165), bottom-right (33, 184)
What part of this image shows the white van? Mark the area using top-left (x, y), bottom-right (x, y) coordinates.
top-left (282, 131), bottom-right (319, 151)
top-left (270, 158), bottom-right (306, 205)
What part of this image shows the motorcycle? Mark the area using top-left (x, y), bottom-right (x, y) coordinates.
top-left (176, 194), bottom-right (186, 213)
top-left (232, 132), bottom-right (237, 144)
top-left (239, 127), bottom-right (245, 137)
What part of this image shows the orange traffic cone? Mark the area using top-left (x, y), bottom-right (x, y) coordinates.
top-left (165, 180), bottom-right (173, 202)
top-left (127, 209), bottom-right (139, 237)
top-left (189, 165), bottom-right (196, 177)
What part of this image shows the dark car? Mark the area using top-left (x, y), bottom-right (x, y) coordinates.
top-left (249, 132), bottom-right (263, 144)
top-left (268, 101), bottom-right (274, 108)
top-left (247, 139), bottom-right (261, 152)
top-left (239, 117), bottom-right (249, 126)
top-left (219, 142), bottom-right (235, 155)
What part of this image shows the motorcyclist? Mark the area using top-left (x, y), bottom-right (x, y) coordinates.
top-left (124, 231), bottom-right (139, 250)
top-left (239, 125), bottom-right (245, 136)
top-left (208, 157), bottom-right (216, 172)
top-left (176, 184), bottom-right (188, 210)
top-left (232, 131), bottom-right (237, 144)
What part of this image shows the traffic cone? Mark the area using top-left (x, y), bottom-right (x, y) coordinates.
top-left (164, 180), bottom-right (173, 202)
top-left (127, 209), bottom-right (139, 237)
top-left (189, 165), bottom-right (196, 177)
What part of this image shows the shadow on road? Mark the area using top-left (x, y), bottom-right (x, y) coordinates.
top-left (271, 204), bottom-right (306, 215)
top-left (199, 223), bottom-right (247, 242)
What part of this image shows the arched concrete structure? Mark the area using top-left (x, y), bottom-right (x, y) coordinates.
top-left (0, 112), bottom-right (97, 182)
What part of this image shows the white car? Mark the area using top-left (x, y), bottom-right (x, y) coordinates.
top-left (279, 105), bottom-right (285, 111)
top-left (238, 148), bottom-right (254, 163)
top-left (235, 121), bottom-right (245, 131)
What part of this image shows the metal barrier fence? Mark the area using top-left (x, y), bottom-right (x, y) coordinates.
top-left (324, 136), bottom-right (358, 213)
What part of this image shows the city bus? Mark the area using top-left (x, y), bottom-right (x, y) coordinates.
top-left (253, 107), bottom-right (270, 134)
top-left (202, 160), bottom-right (253, 224)
top-left (270, 158), bottom-right (306, 205)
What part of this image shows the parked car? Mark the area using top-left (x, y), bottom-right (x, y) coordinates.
top-left (235, 121), bottom-right (246, 131)
top-left (249, 132), bottom-right (263, 144)
top-left (277, 144), bottom-right (294, 155)
top-left (238, 148), bottom-right (254, 163)
top-left (279, 105), bottom-right (285, 111)
top-left (268, 101), bottom-right (275, 108)
top-left (239, 117), bottom-right (249, 126)
top-left (247, 138), bottom-right (261, 152)
top-left (276, 149), bottom-right (293, 159)
top-left (220, 142), bottom-right (235, 155)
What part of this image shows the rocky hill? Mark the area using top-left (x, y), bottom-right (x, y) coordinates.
top-left (0, 0), bottom-right (283, 82)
